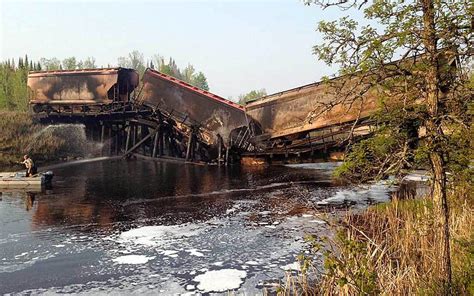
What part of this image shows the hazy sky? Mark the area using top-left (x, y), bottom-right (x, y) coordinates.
top-left (0, 0), bottom-right (358, 99)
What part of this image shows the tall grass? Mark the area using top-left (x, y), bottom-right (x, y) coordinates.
top-left (278, 185), bottom-right (473, 295)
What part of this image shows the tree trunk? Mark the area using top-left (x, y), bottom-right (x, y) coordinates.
top-left (428, 146), bottom-right (452, 292)
top-left (421, 0), bottom-right (452, 293)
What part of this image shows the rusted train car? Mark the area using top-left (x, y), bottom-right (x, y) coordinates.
top-left (245, 52), bottom-right (460, 142)
top-left (245, 75), bottom-right (379, 141)
top-left (28, 68), bottom-right (139, 114)
top-left (136, 68), bottom-right (249, 146)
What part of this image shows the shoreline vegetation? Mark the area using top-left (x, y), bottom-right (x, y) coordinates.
top-left (277, 182), bottom-right (473, 295)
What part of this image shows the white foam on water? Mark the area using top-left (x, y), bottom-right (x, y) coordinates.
top-left (245, 260), bottom-right (259, 265)
top-left (186, 249), bottom-right (204, 257)
top-left (14, 252), bottom-right (28, 258)
top-left (161, 250), bottom-right (179, 258)
top-left (281, 262), bottom-right (301, 271)
top-left (226, 203), bottom-right (241, 214)
top-left (317, 182), bottom-right (393, 206)
top-left (194, 269), bottom-right (247, 292)
top-left (116, 224), bottom-right (204, 248)
top-left (112, 255), bottom-right (155, 265)
top-left (53, 244), bottom-right (66, 248)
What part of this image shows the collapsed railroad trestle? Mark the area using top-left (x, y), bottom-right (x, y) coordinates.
top-left (34, 104), bottom-right (245, 165)
top-left (28, 66), bottom-right (407, 165)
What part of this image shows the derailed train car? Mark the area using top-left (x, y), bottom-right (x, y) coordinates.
top-left (245, 53), bottom-right (458, 143)
top-left (245, 75), bottom-right (379, 142)
top-left (136, 68), bottom-right (250, 146)
top-left (28, 68), bottom-right (139, 113)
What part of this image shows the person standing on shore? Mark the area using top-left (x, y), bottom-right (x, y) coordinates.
top-left (20, 154), bottom-right (37, 177)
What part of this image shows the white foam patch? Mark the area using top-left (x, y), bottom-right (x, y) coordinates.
top-left (186, 249), bottom-right (204, 257)
top-left (281, 262), bottom-right (301, 271)
top-left (317, 183), bottom-right (393, 206)
top-left (116, 224), bottom-right (203, 247)
top-left (112, 255), bottom-right (155, 265)
top-left (160, 250), bottom-right (179, 258)
top-left (194, 269), bottom-right (247, 292)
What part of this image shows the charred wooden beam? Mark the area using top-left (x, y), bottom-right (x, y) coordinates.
top-left (186, 131), bottom-right (193, 161)
top-left (122, 128), bottom-right (158, 158)
top-left (152, 126), bottom-right (160, 158)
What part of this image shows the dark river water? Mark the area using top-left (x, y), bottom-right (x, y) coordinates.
top-left (0, 158), bottom-right (396, 295)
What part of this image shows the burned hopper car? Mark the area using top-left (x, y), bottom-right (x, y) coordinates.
top-left (136, 68), bottom-right (250, 146)
top-left (28, 68), bottom-right (139, 114)
top-left (245, 76), bottom-right (380, 141)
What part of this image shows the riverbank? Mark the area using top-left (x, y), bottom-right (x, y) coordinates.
top-left (282, 182), bottom-right (473, 295)
top-left (0, 111), bottom-right (92, 170)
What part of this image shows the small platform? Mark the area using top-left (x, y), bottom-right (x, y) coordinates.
top-left (0, 171), bottom-right (53, 189)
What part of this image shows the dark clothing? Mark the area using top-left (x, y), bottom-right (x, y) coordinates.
top-left (27, 165), bottom-right (37, 177)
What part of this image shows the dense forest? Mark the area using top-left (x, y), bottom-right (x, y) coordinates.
top-left (0, 51), bottom-right (210, 111)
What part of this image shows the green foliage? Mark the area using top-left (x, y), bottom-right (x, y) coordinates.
top-left (334, 103), bottom-right (428, 182)
top-left (334, 133), bottom-right (398, 183)
top-left (81, 57), bottom-right (97, 69)
top-left (0, 60), bottom-right (30, 111)
top-left (39, 57), bottom-right (61, 70)
top-left (61, 56), bottom-right (96, 70)
top-left (323, 231), bottom-right (380, 295)
top-left (238, 89), bottom-right (267, 105)
top-left (62, 57), bottom-right (77, 70)
top-left (150, 53), bottom-right (210, 90)
top-left (191, 72), bottom-right (209, 91)
top-left (118, 50), bottom-right (146, 75)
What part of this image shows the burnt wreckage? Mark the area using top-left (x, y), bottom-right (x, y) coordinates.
top-left (29, 57), bottom-right (447, 163)
top-left (27, 68), bottom-right (257, 163)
